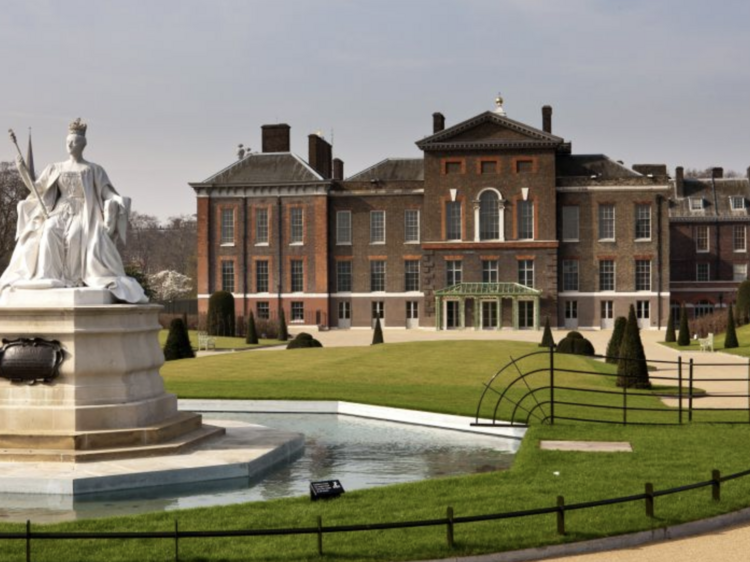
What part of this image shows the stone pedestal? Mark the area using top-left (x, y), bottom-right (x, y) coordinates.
top-left (0, 288), bottom-right (224, 461)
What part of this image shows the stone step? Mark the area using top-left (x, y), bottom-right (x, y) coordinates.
top-left (0, 424), bottom-right (226, 463)
top-left (0, 412), bottom-right (205, 451)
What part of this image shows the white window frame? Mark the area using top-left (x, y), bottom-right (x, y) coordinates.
top-left (336, 211), bottom-right (352, 245)
top-left (291, 302), bottom-right (305, 323)
top-left (446, 260), bottom-right (462, 286)
top-left (635, 260), bottom-right (651, 291)
top-left (370, 260), bottom-right (386, 292)
top-left (598, 205), bottom-right (615, 241)
top-left (220, 208), bottom-right (235, 245)
top-left (734, 225), bottom-right (746, 253)
top-left (518, 259), bottom-right (534, 288)
top-left (290, 207), bottom-right (304, 245)
top-left (445, 201), bottom-right (462, 241)
top-left (404, 209), bottom-right (420, 243)
top-left (255, 208), bottom-right (269, 245)
top-left (562, 260), bottom-right (579, 292)
top-left (517, 200), bottom-right (534, 240)
top-left (733, 263), bottom-right (748, 282)
top-left (599, 260), bottom-right (615, 292)
top-left (696, 263), bottom-right (710, 282)
top-left (482, 259), bottom-right (499, 283)
top-left (336, 260), bottom-right (352, 293)
top-left (255, 260), bottom-right (269, 293)
top-left (730, 196), bottom-right (746, 212)
top-left (370, 210), bottom-right (386, 244)
top-left (635, 204), bottom-right (651, 240)
top-left (404, 260), bottom-right (420, 292)
top-left (695, 225), bottom-right (709, 253)
top-left (221, 260), bottom-right (235, 293)
top-left (290, 259), bottom-right (304, 292)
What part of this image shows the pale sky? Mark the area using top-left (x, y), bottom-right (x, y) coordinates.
top-left (1, 0), bottom-right (748, 220)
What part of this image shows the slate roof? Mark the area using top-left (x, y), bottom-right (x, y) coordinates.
top-left (346, 158), bottom-right (424, 182)
top-left (556, 154), bottom-right (642, 179)
top-left (671, 177), bottom-right (750, 220)
top-left (198, 153), bottom-right (324, 185)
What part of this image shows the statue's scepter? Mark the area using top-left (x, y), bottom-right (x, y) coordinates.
top-left (8, 129), bottom-right (49, 219)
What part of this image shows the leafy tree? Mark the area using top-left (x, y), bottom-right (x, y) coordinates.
top-left (124, 263), bottom-right (155, 300)
top-left (278, 308), bottom-right (289, 341)
top-left (664, 309), bottom-right (676, 343)
top-left (287, 332), bottom-right (323, 349)
top-left (148, 270), bottom-right (193, 303)
top-left (725, 305), bottom-right (739, 349)
top-left (246, 312), bottom-right (259, 345)
top-left (605, 317), bottom-right (627, 363)
top-left (163, 318), bottom-right (195, 361)
top-left (207, 291), bottom-right (235, 336)
top-left (737, 280), bottom-right (750, 325)
top-left (0, 162), bottom-right (27, 273)
top-left (616, 305), bottom-right (650, 389)
top-left (372, 316), bottom-right (384, 345)
top-left (539, 317), bottom-right (555, 348)
top-left (677, 304), bottom-right (691, 346)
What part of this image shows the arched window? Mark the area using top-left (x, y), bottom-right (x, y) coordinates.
top-left (479, 190), bottom-right (500, 240)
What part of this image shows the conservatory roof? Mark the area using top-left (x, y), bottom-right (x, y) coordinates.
top-left (434, 283), bottom-right (541, 297)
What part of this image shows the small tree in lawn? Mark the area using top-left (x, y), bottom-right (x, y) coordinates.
top-left (677, 304), bottom-right (690, 346)
top-left (163, 318), bottom-right (195, 361)
top-left (605, 316), bottom-right (627, 364)
top-left (725, 304), bottom-right (739, 349)
top-left (664, 308), bottom-right (676, 343)
top-left (616, 304), bottom-right (650, 389)
top-left (278, 308), bottom-right (289, 341)
top-left (539, 317), bottom-right (555, 348)
top-left (737, 280), bottom-right (750, 325)
top-left (372, 316), bottom-right (384, 345)
top-left (207, 291), bottom-right (235, 336)
top-left (246, 312), bottom-right (259, 345)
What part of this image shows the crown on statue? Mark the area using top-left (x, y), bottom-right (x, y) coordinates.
top-left (68, 118), bottom-right (87, 136)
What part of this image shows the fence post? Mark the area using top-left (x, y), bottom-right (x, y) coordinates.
top-left (317, 515), bottom-right (323, 556)
top-left (26, 520), bottom-right (30, 562)
top-left (175, 519), bottom-right (179, 562)
top-left (645, 483), bottom-right (654, 518)
top-left (556, 496), bottom-right (565, 535)
top-left (688, 358), bottom-right (694, 422)
top-left (447, 506), bottom-right (455, 548)
top-left (678, 356), bottom-right (683, 425)
top-left (712, 470), bottom-right (721, 502)
top-left (747, 359), bottom-right (750, 424)
top-left (623, 384), bottom-right (627, 426)
top-left (549, 345), bottom-right (555, 425)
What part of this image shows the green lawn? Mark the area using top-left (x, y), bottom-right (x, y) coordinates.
top-left (2, 341), bottom-right (750, 561)
top-left (158, 329), bottom-right (281, 351)
top-left (662, 321), bottom-right (750, 357)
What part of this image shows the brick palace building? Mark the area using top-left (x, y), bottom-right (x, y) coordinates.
top-left (190, 97), bottom-right (750, 330)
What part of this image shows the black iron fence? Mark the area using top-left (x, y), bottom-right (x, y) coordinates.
top-left (5, 466), bottom-right (750, 561)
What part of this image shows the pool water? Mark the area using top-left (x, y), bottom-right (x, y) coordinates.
top-left (0, 413), bottom-right (516, 523)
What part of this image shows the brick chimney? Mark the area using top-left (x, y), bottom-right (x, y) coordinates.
top-left (261, 124), bottom-right (290, 153)
top-left (308, 133), bottom-right (332, 179)
top-left (432, 112), bottom-right (445, 134)
top-left (333, 158), bottom-right (344, 181)
top-left (675, 166), bottom-right (684, 197)
top-left (712, 167), bottom-right (723, 179)
top-left (542, 105), bottom-right (552, 134)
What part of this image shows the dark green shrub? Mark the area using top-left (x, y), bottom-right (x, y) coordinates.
top-left (606, 317), bottom-right (627, 363)
top-left (616, 305), bottom-right (650, 389)
top-left (124, 263), bottom-right (155, 300)
top-left (725, 305), bottom-right (739, 349)
top-left (677, 304), bottom-right (690, 346)
top-left (539, 317), bottom-right (555, 348)
top-left (556, 331), bottom-right (595, 356)
top-left (664, 309), bottom-right (676, 343)
top-left (163, 318), bottom-right (195, 361)
top-left (372, 317), bottom-right (384, 345)
top-left (737, 280), bottom-right (750, 325)
top-left (207, 291), bottom-right (235, 336)
top-left (246, 312), bottom-right (259, 345)
top-left (278, 308), bottom-right (289, 341)
top-left (287, 332), bottom-right (323, 349)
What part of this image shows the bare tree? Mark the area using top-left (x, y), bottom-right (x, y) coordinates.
top-left (684, 167), bottom-right (743, 179)
top-left (0, 162), bottom-right (28, 273)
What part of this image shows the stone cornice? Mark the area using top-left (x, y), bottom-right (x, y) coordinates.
top-left (191, 182), bottom-right (330, 198)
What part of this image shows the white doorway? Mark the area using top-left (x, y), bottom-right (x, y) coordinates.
top-left (600, 301), bottom-right (614, 329)
top-left (564, 301), bottom-right (578, 329)
top-left (636, 300), bottom-right (650, 329)
top-left (338, 301), bottom-right (351, 329)
top-left (406, 301), bottom-right (419, 329)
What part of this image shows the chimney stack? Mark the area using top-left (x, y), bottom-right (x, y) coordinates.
top-left (261, 124), bottom-right (290, 153)
top-left (542, 105), bottom-right (552, 134)
top-left (675, 166), bottom-right (685, 197)
top-left (308, 133), bottom-right (333, 179)
top-left (432, 112), bottom-right (445, 134)
top-left (712, 167), bottom-right (723, 179)
top-left (333, 158), bottom-right (344, 181)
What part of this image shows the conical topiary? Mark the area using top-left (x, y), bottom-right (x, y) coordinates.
top-left (246, 311), bottom-right (259, 345)
top-left (372, 316), bottom-right (384, 345)
top-left (163, 318), bottom-right (195, 361)
top-left (737, 280), bottom-right (750, 325)
top-left (725, 304), bottom-right (739, 349)
top-left (677, 304), bottom-right (690, 346)
top-left (664, 308), bottom-right (676, 343)
top-left (539, 317), bottom-right (555, 348)
top-left (616, 304), bottom-right (650, 388)
top-left (278, 308), bottom-right (289, 341)
top-left (605, 316), bottom-right (627, 364)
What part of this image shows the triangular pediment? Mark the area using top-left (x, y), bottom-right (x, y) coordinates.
top-left (416, 111), bottom-right (565, 151)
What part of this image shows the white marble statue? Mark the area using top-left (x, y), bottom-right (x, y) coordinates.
top-left (0, 119), bottom-right (147, 304)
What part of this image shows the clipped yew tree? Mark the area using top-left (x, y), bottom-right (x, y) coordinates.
top-left (664, 309), bottom-right (676, 343)
top-left (372, 316), bottom-right (384, 345)
top-left (207, 291), bottom-right (235, 336)
top-left (278, 308), bottom-right (289, 341)
top-left (556, 331), bottom-right (595, 356)
top-left (163, 318), bottom-right (195, 361)
top-left (617, 304), bottom-right (650, 389)
top-left (677, 304), bottom-right (690, 346)
top-left (737, 280), bottom-right (750, 325)
top-left (539, 317), bottom-right (555, 348)
top-left (605, 316), bottom-right (627, 364)
top-left (725, 304), bottom-right (739, 349)
top-left (287, 332), bottom-right (323, 349)
top-left (246, 312), bottom-right (259, 345)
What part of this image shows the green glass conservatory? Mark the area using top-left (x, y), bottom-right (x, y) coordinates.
top-left (434, 283), bottom-right (541, 330)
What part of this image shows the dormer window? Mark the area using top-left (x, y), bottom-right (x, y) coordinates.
top-left (730, 196), bottom-right (746, 212)
top-left (689, 197), bottom-right (704, 212)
